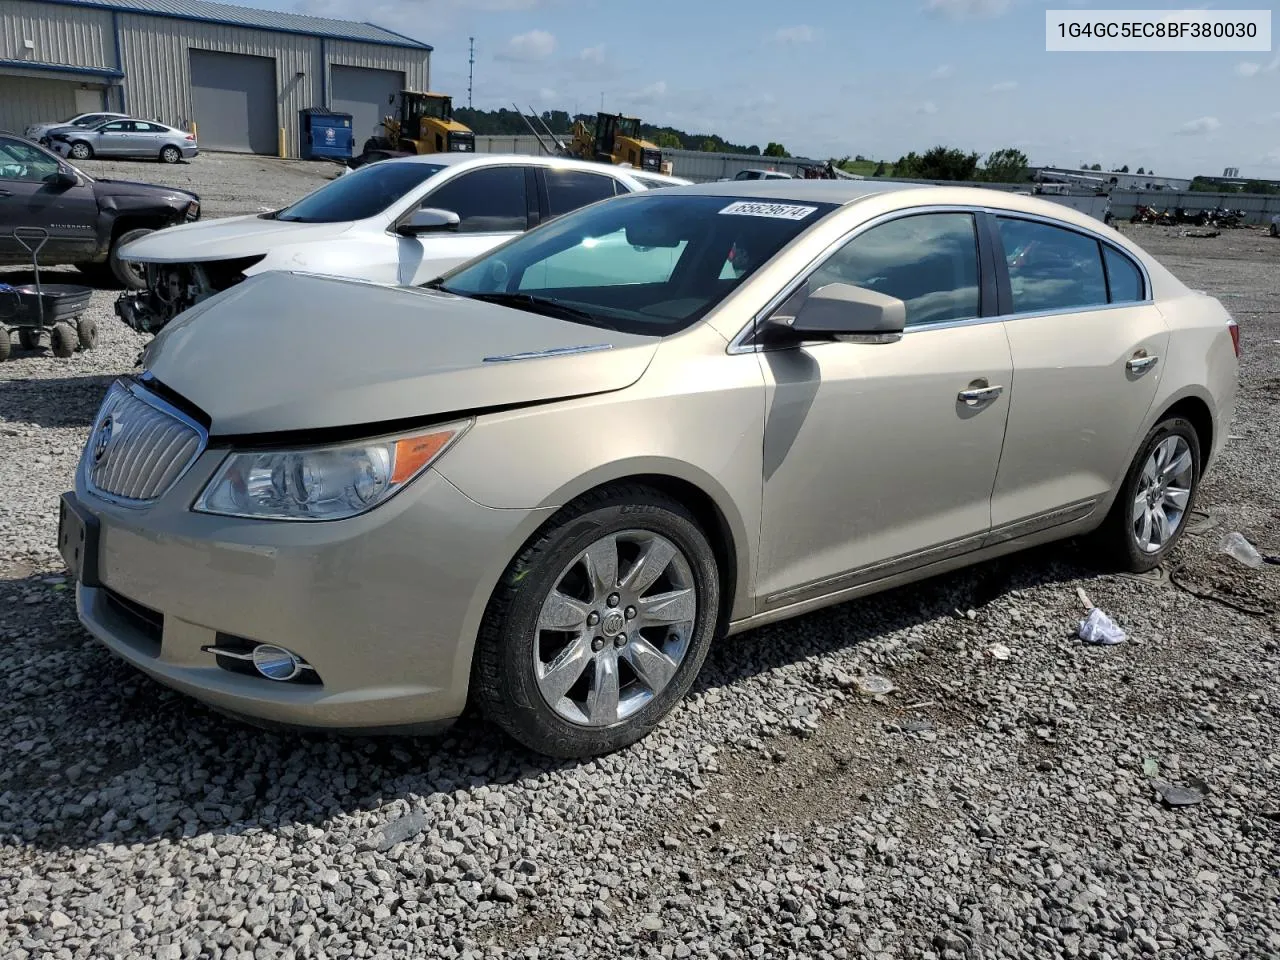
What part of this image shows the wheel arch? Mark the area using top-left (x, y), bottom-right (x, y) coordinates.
top-left (526, 461), bottom-right (754, 632)
top-left (1151, 391), bottom-right (1215, 471)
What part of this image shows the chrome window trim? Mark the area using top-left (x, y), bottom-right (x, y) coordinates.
top-left (726, 203), bottom-right (1154, 354)
top-left (83, 377), bottom-right (210, 510)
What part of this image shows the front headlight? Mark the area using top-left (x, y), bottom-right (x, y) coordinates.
top-left (193, 421), bottom-right (470, 521)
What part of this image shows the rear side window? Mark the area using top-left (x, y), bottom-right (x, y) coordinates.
top-left (808, 212), bottom-right (981, 327)
top-left (997, 217), bottom-right (1107, 314)
top-left (1103, 246), bottom-right (1144, 303)
top-left (545, 169), bottom-right (619, 217)
top-left (424, 166), bottom-right (528, 233)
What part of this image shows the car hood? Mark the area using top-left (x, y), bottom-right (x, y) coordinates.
top-left (119, 214), bottom-right (350, 262)
top-left (145, 271), bottom-right (659, 436)
top-left (92, 178), bottom-right (199, 204)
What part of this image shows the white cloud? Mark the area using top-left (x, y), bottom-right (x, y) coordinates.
top-left (774, 25), bottom-right (816, 44)
top-left (537, 87), bottom-right (557, 103)
top-left (917, 100), bottom-right (939, 115)
top-left (1235, 55), bottom-right (1280, 77)
top-left (929, 64), bottom-right (953, 80)
top-left (924, 0), bottom-right (1012, 19)
top-left (990, 80), bottom-right (1018, 92)
top-left (496, 29), bottom-right (556, 62)
top-left (579, 44), bottom-right (606, 64)
top-left (630, 81), bottom-right (668, 104)
top-left (1176, 116), bottom-right (1221, 136)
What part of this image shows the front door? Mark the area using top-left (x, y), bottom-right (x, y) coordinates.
top-left (987, 215), bottom-right (1170, 533)
top-left (92, 120), bottom-right (136, 157)
top-left (399, 164), bottom-right (533, 285)
top-left (755, 210), bottom-right (1013, 609)
top-left (0, 136), bottom-right (99, 264)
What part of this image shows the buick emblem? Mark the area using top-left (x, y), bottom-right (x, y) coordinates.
top-left (92, 415), bottom-right (114, 464)
top-left (601, 610), bottom-right (626, 636)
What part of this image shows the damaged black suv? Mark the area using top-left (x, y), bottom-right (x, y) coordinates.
top-left (0, 132), bottom-right (198, 288)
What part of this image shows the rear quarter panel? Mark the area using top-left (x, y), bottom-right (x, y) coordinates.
top-left (1148, 290), bottom-right (1238, 473)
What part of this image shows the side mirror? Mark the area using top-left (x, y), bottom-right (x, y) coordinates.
top-left (396, 207), bottom-right (461, 236)
top-left (776, 282), bottom-right (907, 344)
top-left (53, 166), bottom-right (79, 188)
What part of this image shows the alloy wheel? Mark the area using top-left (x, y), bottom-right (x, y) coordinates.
top-left (534, 530), bottom-right (697, 727)
top-left (1130, 435), bottom-right (1194, 553)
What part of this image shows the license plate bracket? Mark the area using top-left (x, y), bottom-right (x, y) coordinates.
top-left (58, 492), bottom-right (101, 588)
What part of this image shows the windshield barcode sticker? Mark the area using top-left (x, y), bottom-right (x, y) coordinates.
top-left (719, 201), bottom-right (818, 220)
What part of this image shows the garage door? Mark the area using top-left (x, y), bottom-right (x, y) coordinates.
top-left (189, 50), bottom-right (277, 154)
top-left (331, 65), bottom-right (404, 144)
top-left (0, 75), bottom-right (90, 138)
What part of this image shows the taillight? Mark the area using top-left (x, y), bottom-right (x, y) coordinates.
top-left (1228, 319), bottom-right (1240, 358)
top-left (185, 134), bottom-right (196, 141)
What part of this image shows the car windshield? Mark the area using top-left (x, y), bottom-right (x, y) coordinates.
top-left (268, 161), bottom-right (447, 223)
top-left (434, 192), bottom-right (837, 336)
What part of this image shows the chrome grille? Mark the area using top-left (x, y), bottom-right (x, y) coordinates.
top-left (86, 381), bottom-right (205, 503)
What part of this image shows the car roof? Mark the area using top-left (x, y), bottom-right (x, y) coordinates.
top-left (391, 152), bottom-right (662, 177)
top-left (650, 179), bottom-right (1137, 239)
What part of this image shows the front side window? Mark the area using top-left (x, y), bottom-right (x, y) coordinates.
top-left (997, 217), bottom-right (1107, 314)
top-left (808, 212), bottom-right (981, 327)
top-left (436, 193), bottom-right (837, 335)
top-left (545, 169), bottom-right (619, 217)
top-left (0, 138), bottom-right (61, 182)
top-left (1103, 246), bottom-right (1144, 303)
top-left (422, 166), bottom-right (528, 233)
top-left (100, 121), bottom-right (133, 133)
top-left (269, 161), bottom-right (446, 223)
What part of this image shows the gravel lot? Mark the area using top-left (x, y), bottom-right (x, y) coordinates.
top-left (1, 156), bottom-right (1278, 960)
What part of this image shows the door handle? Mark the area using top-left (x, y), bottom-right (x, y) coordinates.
top-left (1126, 354), bottom-right (1159, 373)
top-left (958, 384), bottom-right (1004, 406)
top-left (0, 190), bottom-right (11, 197)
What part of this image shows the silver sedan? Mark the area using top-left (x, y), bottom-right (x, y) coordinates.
top-left (48, 118), bottom-right (198, 163)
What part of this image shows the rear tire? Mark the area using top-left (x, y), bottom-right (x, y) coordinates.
top-left (69, 141), bottom-right (93, 161)
top-left (18, 327), bottom-right (42, 350)
top-left (76, 316), bottom-right (99, 350)
top-left (50, 322), bottom-right (79, 358)
top-left (0, 328), bottom-right (10, 362)
top-left (160, 145), bottom-right (181, 164)
top-left (471, 485), bottom-right (721, 758)
top-left (1094, 417), bottom-right (1201, 573)
top-left (109, 228), bottom-right (153, 290)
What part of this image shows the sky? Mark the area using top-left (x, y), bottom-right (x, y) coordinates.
top-left (250, 0), bottom-right (1278, 178)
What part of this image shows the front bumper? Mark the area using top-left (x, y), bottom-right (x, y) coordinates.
top-left (64, 453), bottom-right (551, 732)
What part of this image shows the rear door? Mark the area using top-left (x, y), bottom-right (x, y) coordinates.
top-left (0, 136), bottom-right (99, 263)
top-left (986, 213), bottom-right (1170, 537)
top-left (133, 121), bottom-right (168, 158)
top-left (537, 167), bottom-right (625, 223)
top-left (400, 164), bottom-right (534, 285)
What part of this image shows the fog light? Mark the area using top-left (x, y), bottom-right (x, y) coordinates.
top-left (252, 644), bottom-right (305, 681)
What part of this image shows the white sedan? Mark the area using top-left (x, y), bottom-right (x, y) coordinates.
top-left (114, 153), bottom-right (689, 334)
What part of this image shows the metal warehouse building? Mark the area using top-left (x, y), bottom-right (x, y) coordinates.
top-left (0, 0), bottom-right (430, 157)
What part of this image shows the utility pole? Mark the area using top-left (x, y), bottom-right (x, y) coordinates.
top-left (467, 37), bottom-right (475, 109)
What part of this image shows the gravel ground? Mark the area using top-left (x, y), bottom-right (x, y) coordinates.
top-left (65, 151), bottom-right (339, 218)
top-left (1, 171), bottom-right (1278, 960)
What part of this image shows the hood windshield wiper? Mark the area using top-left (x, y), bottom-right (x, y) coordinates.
top-left (458, 291), bottom-right (619, 330)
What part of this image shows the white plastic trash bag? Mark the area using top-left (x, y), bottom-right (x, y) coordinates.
top-left (1079, 607), bottom-right (1126, 645)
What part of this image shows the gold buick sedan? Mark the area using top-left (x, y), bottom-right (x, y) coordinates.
top-left (59, 181), bottom-right (1239, 757)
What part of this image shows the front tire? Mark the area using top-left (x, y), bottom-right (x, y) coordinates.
top-left (1096, 417), bottom-right (1201, 572)
top-left (69, 141), bottom-right (93, 160)
top-left (109, 228), bottom-right (153, 290)
top-left (472, 485), bottom-right (721, 758)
